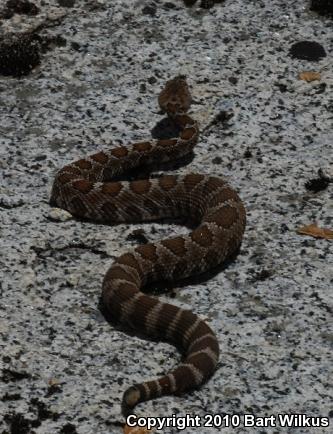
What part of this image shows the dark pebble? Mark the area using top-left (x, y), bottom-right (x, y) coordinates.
top-left (200, 0), bottom-right (215, 8)
top-left (60, 423), bottom-right (78, 434)
top-left (142, 4), bottom-right (157, 16)
top-left (126, 229), bottom-right (149, 245)
top-left (310, 0), bottom-right (333, 18)
top-left (5, 0), bottom-right (39, 16)
top-left (289, 41), bottom-right (326, 61)
top-left (228, 76), bottom-right (238, 85)
top-left (200, 0), bottom-right (224, 7)
top-left (1, 8), bottom-right (14, 18)
top-left (212, 156), bottom-right (222, 164)
top-left (163, 2), bottom-right (177, 9)
top-left (71, 41), bottom-right (81, 51)
top-left (305, 177), bottom-right (330, 192)
top-left (183, 0), bottom-right (197, 6)
top-left (147, 76), bottom-right (157, 84)
top-left (244, 148), bottom-right (252, 159)
top-left (0, 33), bottom-right (41, 77)
top-left (57, 0), bottom-right (76, 7)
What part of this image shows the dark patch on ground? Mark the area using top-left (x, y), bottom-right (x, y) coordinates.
top-left (0, 0), bottom-right (39, 19)
top-left (310, 0), bottom-right (333, 18)
top-left (289, 40), bottom-right (326, 61)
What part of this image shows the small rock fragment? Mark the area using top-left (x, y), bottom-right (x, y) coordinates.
top-left (48, 207), bottom-right (73, 222)
top-left (297, 223), bottom-right (333, 240)
top-left (298, 71), bottom-right (321, 82)
top-left (126, 229), bottom-right (149, 244)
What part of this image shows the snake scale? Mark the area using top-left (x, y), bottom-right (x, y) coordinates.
top-left (50, 76), bottom-right (246, 415)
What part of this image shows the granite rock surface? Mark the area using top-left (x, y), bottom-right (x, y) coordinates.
top-left (0, 1), bottom-right (332, 433)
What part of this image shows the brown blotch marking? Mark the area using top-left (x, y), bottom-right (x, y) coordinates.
top-left (173, 365), bottom-right (196, 393)
top-left (189, 335), bottom-right (219, 355)
top-left (74, 159), bottom-right (92, 170)
top-left (133, 141), bottom-right (152, 152)
top-left (174, 310), bottom-right (201, 343)
top-left (190, 225), bottom-right (213, 247)
top-left (160, 303), bottom-right (181, 326)
top-left (106, 266), bottom-right (137, 285)
top-left (64, 165), bottom-right (82, 176)
top-left (129, 296), bottom-right (159, 331)
top-left (72, 179), bottom-right (94, 193)
top-left (101, 182), bottom-right (122, 196)
top-left (184, 174), bottom-right (205, 191)
top-left (206, 204), bottom-right (238, 229)
top-left (130, 179), bottom-right (151, 195)
top-left (159, 175), bottom-right (177, 191)
top-left (113, 282), bottom-right (137, 303)
top-left (189, 321), bottom-right (213, 344)
top-left (208, 187), bottom-right (239, 207)
top-left (155, 303), bottom-right (186, 346)
top-left (91, 151), bottom-right (109, 164)
top-left (57, 172), bottom-right (74, 184)
top-left (105, 282), bottom-right (137, 320)
top-left (181, 311), bottom-right (200, 330)
top-left (161, 237), bottom-right (186, 257)
top-left (135, 243), bottom-right (158, 262)
top-left (186, 352), bottom-right (216, 377)
top-left (143, 380), bottom-right (159, 398)
top-left (197, 176), bottom-right (223, 199)
top-left (204, 176), bottom-right (225, 191)
top-left (117, 253), bottom-right (142, 276)
top-left (111, 146), bottom-right (128, 158)
top-left (156, 138), bottom-right (177, 147)
top-left (180, 127), bottom-right (197, 141)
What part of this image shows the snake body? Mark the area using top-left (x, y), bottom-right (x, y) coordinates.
top-left (50, 77), bottom-right (246, 415)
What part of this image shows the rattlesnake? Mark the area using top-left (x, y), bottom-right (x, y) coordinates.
top-left (50, 76), bottom-right (246, 415)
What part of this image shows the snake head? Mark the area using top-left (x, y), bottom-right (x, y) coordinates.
top-left (158, 75), bottom-right (192, 116)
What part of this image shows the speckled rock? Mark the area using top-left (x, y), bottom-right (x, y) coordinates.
top-left (0, 1), bottom-right (332, 433)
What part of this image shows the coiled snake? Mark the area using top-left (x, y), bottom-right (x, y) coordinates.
top-left (50, 76), bottom-right (246, 415)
